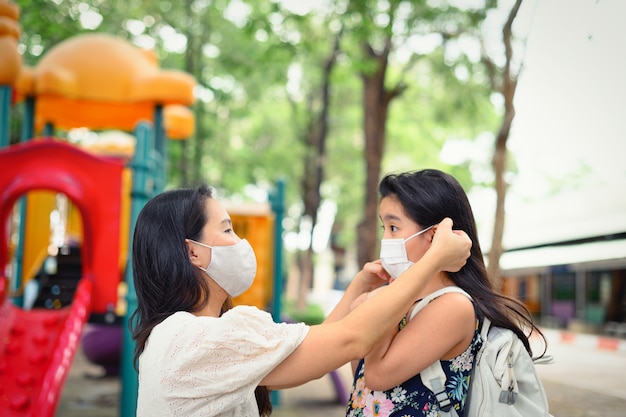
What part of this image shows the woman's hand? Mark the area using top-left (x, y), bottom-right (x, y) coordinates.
top-left (428, 218), bottom-right (472, 272)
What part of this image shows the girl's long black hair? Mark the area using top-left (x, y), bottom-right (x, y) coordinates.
top-left (129, 184), bottom-right (272, 416)
top-left (379, 169), bottom-right (546, 357)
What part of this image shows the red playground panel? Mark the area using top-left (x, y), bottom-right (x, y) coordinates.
top-left (0, 278), bottom-right (91, 416)
top-left (0, 139), bottom-right (125, 416)
top-left (0, 139), bottom-right (125, 314)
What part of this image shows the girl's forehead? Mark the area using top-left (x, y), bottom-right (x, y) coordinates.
top-left (379, 196), bottom-right (407, 220)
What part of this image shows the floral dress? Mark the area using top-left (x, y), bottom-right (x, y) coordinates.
top-left (345, 318), bottom-right (483, 417)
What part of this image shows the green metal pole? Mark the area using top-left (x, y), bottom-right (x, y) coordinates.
top-left (42, 122), bottom-right (53, 137)
top-left (270, 179), bottom-right (285, 323)
top-left (0, 85), bottom-right (25, 306)
top-left (153, 104), bottom-right (166, 191)
top-left (269, 178), bottom-right (285, 406)
top-left (120, 122), bottom-right (155, 417)
top-left (11, 204), bottom-right (26, 308)
top-left (20, 96), bottom-right (35, 142)
top-left (0, 86), bottom-right (11, 148)
top-left (10, 95), bottom-right (35, 307)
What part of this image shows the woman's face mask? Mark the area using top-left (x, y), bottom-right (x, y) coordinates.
top-left (189, 239), bottom-right (257, 297)
top-left (380, 225), bottom-right (434, 280)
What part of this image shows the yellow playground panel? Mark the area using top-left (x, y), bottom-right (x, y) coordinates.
top-left (228, 202), bottom-right (275, 310)
top-left (20, 191), bottom-right (56, 286)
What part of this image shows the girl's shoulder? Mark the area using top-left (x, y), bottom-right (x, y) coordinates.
top-left (407, 286), bottom-right (473, 322)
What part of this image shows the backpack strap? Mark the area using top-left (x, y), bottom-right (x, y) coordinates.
top-left (408, 286), bottom-right (473, 321)
top-left (420, 364), bottom-right (458, 416)
top-left (409, 287), bottom-right (473, 417)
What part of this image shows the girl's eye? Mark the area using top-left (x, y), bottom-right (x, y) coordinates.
top-left (225, 228), bottom-right (233, 234)
top-left (390, 225), bottom-right (398, 232)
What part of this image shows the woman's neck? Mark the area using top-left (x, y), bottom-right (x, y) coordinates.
top-left (193, 303), bottom-right (223, 317)
top-left (193, 287), bottom-right (229, 317)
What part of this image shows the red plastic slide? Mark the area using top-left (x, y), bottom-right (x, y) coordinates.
top-left (0, 139), bottom-right (125, 416)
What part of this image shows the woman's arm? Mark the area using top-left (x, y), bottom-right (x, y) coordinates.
top-left (323, 260), bottom-right (390, 324)
top-left (261, 218), bottom-right (471, 388)
top-left (362, 292), bottom-right (476, 391)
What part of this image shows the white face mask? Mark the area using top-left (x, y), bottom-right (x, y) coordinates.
top-left (380, 225), bottom-right (434, 280)
top-left (189, 239), bottom-right (257, 297)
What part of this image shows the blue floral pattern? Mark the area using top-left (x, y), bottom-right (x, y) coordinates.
top-left (345, 320), bottom-right (482, 417)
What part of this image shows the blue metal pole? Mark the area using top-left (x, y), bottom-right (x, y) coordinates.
top-left (120, 122), bottom-right (155, 417)
top-left (269, 178), bottom-right (286, 406)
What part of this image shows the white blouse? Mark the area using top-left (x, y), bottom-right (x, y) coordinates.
top-left (137, 305), bottom-right (309, 416)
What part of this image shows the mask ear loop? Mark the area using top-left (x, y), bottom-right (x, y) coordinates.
top-left (404, 224), bottom-right (435, 242)
top-left (187, 239), bottom-right (213, 271)
top-left (188, 239), bottom-right (213, 249)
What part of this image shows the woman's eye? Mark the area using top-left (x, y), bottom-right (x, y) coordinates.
top-left (390, 225), bottom-right (398, 232)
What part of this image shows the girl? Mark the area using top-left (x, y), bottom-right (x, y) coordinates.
top-left (343, 169), bottom-right (547, 417)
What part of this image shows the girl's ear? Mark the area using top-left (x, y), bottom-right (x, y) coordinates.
top-left (429, 226), bottom-right (437, 243)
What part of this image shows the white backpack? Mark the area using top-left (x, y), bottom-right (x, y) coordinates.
top-left (410, 286), bottom-right (553, 417)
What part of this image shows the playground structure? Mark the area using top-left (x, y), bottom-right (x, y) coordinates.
top-left (0, 3), bottom-right (283, 415)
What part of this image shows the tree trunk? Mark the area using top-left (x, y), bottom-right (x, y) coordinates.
top-left (356, 41), bottom-right (403, 269)
top-left (485, 0), bottom-right (522, 288)
top-left (179, 1), bottom-right (208, 187)
top-left (296, 35), bottom-right (340, 309)
top-left (487, 112), bottom-right (513, 287)
top-left (357, 51), bottom-right (388, 269)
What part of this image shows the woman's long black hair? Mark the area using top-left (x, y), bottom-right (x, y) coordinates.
top-left (379, 169), bottom-right (546, 357)
top-left (129, 184), bottom-right (272, 416)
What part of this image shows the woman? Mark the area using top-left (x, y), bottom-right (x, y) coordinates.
top-left (343, 169), bottom-right (547, 417)
top-left (130, 183), bottom-right (471, 417)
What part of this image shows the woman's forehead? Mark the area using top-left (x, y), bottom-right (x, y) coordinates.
top-left (205, 198), bottom-right (231, 226)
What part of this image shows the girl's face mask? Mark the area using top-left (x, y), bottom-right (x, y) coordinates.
top-left (380, 225), bottom-right (434, 280)
top-left (189, 239), bottom-right (257, 297)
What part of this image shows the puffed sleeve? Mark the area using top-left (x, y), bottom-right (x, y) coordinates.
top-left (145, 306), bottom-right (309, 416)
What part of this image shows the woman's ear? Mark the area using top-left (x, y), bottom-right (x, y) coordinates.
top-left (186, 239), bottom-right (210, 268)
top-left (186, 240), bottom-right (201, 263)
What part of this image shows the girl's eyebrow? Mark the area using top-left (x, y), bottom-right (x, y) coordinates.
top-left (220, 218), bottom-right (232, 227)
top-left (381, 213), bottom-right (401, 222)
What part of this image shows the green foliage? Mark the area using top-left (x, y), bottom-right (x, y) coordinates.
top-left (18, 0), bottom-right (90, 65)
top-left (16, 0), bottom-right (504, 259)
top-left (282, 298), bottom-right (326, 325)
